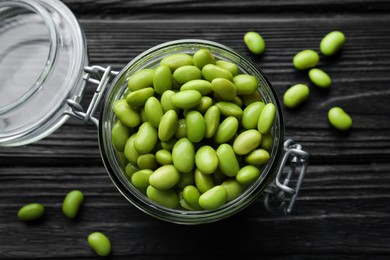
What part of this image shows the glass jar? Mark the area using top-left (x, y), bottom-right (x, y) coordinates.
top-left (0, 0), bottom-right (309, 224)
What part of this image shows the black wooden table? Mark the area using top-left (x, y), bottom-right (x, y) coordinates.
top-left (1, 1), bottom-right (390, 259)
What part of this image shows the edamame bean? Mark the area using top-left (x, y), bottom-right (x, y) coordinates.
top-left (62, 190), bottom-right (84, 219)
top-left (193, 49), bottom-right (216, 69)
top-left (241, 91), bottom-right (263, 106)
top-left (111, 120), bottom-right (131, 152)
top-left (195, 96), bottom-right (213, 114)
top-left (131, 169), bottom-right (153, 189)
top-left (173, 65), bottom-right (202, 84)
top-left (186, 110), bottom-right (206, 143)
top-left (233, 129), bottom-right (262, 155)
top-left (233, 74), bottom-right (258, 95)
top-left (175, 118), bottom-right (187, 139)
top-left (211, 78), bottom-right (237, 101)
top-left (172, 138), bottom-right (195, 173)
top-left (198, 185), bottom-right (227, 210)
top-left (155, 150), bottom-right (173, 165)
top-left (153, 65), bottom-right (173, 95)
top-left (17, 203), bottom-right (45, 221)
top-left (202, 64), bottom-right (233, 82)
top-left (283, 84), bottom-right (310, 108)
top-left (126, 87), bottom-right (155, 107)
top-left (194, 169), bottom-right (215, 193)
top-left (236, 165), bottom-right (261, 185)
top-left (158, 110), bottom-right (178, 141)
top-left (260, 133), bottom-right (273, 151)
top-left (127, 69), bottom-right (154, 91)
top-left (182, 185), bottom-right (202, 210)
top-left (113, 99), bottom-right (141, 128)
top-left (180, 79), bottom-right (212, 95)
top-left (124, 134), bottom-right (140, 164)
top-left (88, 232), bottom-right (111, 257)
top-left (149, 165), bottom-right (180, 190)
top-left (241, 101), bottom-right (265, 129)
top-left (160, 53), bottom-right (193, 71)
top-left (221, 179), bottom-right (242, 201)
top-left (177, 170), bottom-right (195, 189)
top-left (215, 101), bottom-right (243, 117)
top-left (134, 122), bottom-right (158, 154)
top-left (214, 116), bottom-right (239, 144)
top-left (216, 60), bottom-right (239, 76)
top-left (144, 96), bottom-right (164, 128)
top-left (146, 185), bottom-right (179, 208)
top-left (137, 154), bottom-right (158, 170)
top-left (204, 105), bottom-right (220, 138)
top-left (195, 145), bottom-right (218, 174)
top-left (160, 137), bottom-right (177, 151)
top-left (308, 68), bottom-right (332, 88)
top-left (293, 49), bottom-right (319, 70)
top-left (328, 107), bottom-right (352, 131)
top-left (125, 162), bottom-right (139, 179)
top-left (320, 31), bottom-right (345, 56)
top-left (244, 31), bottom-right (266, 55)
top-left (244, 149), bottom-right (270, 165)
top-left (171, 90), bottom-right (202, 109)
top-left (216, 144), bottom-right (240, 177)
top-left (161, 90), bottom-right (179, 113)
top-left (257, 103), bottom-right (276, 134)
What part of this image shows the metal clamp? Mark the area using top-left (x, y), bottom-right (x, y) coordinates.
top-left (65, 66), bottom-right (119, 127)
top-left (264, 139), bottom-right (309, 215)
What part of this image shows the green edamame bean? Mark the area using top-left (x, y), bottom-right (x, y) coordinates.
top-left (195, 96), bottom-right (213, 114)
top-left (160, 53), bottom-right (193, 71)
top-left (149, 165), bottom-right (180, 190)
top-left (172, 138), bottom-right (195, 173)
top-left (144, 96), bottom-right (163, 128)
top-left (158, 110), bottom-right (178, 141)
top-left (236, 165), bottom-right (261, 185)
top-left (244, 31), bottom-right (266, 55)
top-left (233, 96), bottom-right (243, 107)
top-left (204, 105), bottom-right (220, 138)
top-left (155, 150), bottom-right (172, 165)
top-left (131, 169), bottom-right (153, 189)
top-left (195, 145), bottom-right (218, 174)
top-left (283, 84), bottom-right (310, 108)
top-left (216, 60), bottom-right (239, 76)
top-left (194, 168), bottom-right (215, 193)
top-left (320, 31), bottom-right (345, 56)
top-left (257, 103), bottom-right (276, 134)
top-left (153, 65), bottom-right (173, 95)
top-left (146, 185), bottom-right (179, 208)
top-left (171, 90), bottom-right (202, 109)
top-left (211, 78), bottom-right (237, 101)
top-left (186, 110), bottom-right (206, 143)
top-left (160, 137), bottom-right (177, 151)
top-left (328, 107), bottom-right (352, 131)
top-left (202, 64), bottom-right (233, 82)
top-left (88, 232), bottom-right (111, 257)
top-left (161, 90), bottom-right (179, 113)
top-left (233, 129), bottom-right (262, 155)
top-left (260, 133), bottom-right (273, 151)
top-left (177, 170), bottom-right (195, 189)
top-left (214, 116), bottom-right (239, 144)
top-left (175, 118), bottom-right (187, 139)
top-left (215, 101), bottom-right (243, 117)
top-left (113, 99), bottom-right (141, 128)
top-left (241, 101), bottom-right (265, 129)
top-left (182, 185), bottom-right (202, 210)
top-left (180, 79), bottom-right (212, 95)
top-left (293, 49), bottom-right (319, 70)
top-left (221, 179), bottom-right (242, 201)
top-left (173, 65), bottom-right (202, 84)
top-left (127, 69), bottom-right (154, 91)
top-left (193, 49), bottom-right (216, 69)
top-left (111, 120), bottom-right (131, 152)
top-left (244, 149), bottom-right (270, 165)
top-left (62, 190), bottom-right (84, 219)
top-left (17, 203), bottom-right (45, 221)
top-left (137, 154), bottom-right (158, 170)
top-left (126, 87), bottom-right (155, 108)
top-left (125, 162), bottom-right (139, 179)
top-left (124, 134), bottom-right (140, 164)
top-left (216, 144), bottom-right (240, 177)
top-left (134, 122), bottom-right (158, 154)
top-left (308, 68), bottom-right (332, 88)
top-left (240, 91), bottom-right (263, 107)
top-left (198, 185), bottom-right (227, 210)
top-left (233, 74), bottom-right (258, 95)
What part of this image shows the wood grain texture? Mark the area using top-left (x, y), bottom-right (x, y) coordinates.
top-left (1, 0), bottom-right (390, 259)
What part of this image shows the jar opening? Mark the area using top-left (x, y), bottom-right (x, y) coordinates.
top-left (0, 0), bottom-right (57, 114)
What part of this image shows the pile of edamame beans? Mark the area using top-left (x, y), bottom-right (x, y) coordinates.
top-left (112, 49), bottom-right (276, 211)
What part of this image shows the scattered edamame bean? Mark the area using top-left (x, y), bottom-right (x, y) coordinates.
top-left (88, 232), bottom-right (111, 257)
top-left (308, 68), bottom-right (332, 88)
top-left (257, 103), bottom-right (276, 134)
top-left (283, 84), bottom-right (310, 108)
top-left (293, 49), bottom-right (319, 70)
top-left (62, 190), bottom-right (84, 219)
top-left (244, 31), bottom-right (266, 55)
top-left (17, 203), bottom-right (45, 222)
top-left (328, 107), bottom-right (352, 131)
top-left (198, 185), bottom-right (227, 210)
top-left (320, 31), bottom-right (346, 56)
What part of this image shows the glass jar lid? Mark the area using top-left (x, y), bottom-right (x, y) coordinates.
top-left (0, 0), bottom-right (88, 146)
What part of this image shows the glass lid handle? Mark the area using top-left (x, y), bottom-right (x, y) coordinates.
top-left (264, 139), bottom-right (309, 215)
top-left (66, 66), bottom-right (119, 127)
